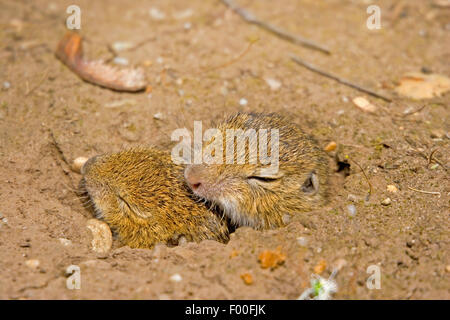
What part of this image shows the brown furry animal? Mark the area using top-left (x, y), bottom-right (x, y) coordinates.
top-left (81, 148), bottom-right (229, 249)
top-left (184, 112), bottom-right (329, 230)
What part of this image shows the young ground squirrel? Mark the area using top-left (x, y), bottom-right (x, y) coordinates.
top-left (81, 148), bottom-right (229, 249)
top-left (184, 112), bottom-right (329, 230)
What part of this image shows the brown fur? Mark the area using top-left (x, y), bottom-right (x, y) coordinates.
top-left (81, 148), bottom-right (229, 249)
top-left (184, 112), bottom-right (329, 229)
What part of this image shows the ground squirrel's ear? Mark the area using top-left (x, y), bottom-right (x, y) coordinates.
top-left (301, 170), bottom-right (319, 195)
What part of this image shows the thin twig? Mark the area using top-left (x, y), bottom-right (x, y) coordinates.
top-left (407, 186), bottom-right (441, 197)
top-left (346, 156), bottom-right (373, 199)
top-left (290, 54), bottom-right (392, 102)
top-left (428, 149), bottom-right (438, 166)
top-left (221, 0), bottom-right (330, 54)
top-left (25, 70), bottom-right (49, 96)
top-left (106, 36), bottom-right (157, 61)
top-left (197, 38), bottom-right (258, 74)
top-left (427, 148), bottom-right (448, 172)
top-left (48, 129), bottom-right (78, 190)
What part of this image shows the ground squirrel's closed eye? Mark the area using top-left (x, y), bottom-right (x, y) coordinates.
top-left (248, 176), bottom-right (280, 183)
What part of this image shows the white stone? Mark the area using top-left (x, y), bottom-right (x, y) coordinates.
top-left (169, 273), bottom-right (182, 282)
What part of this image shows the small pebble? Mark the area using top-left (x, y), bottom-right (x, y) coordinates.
top-left (72, 157), bottom-right (89, 174)
top-left (113, 57), bottom-right (129, 66)
top-left (352, 96), bottom-right (377, 113)
top-left (446, 265), bottom-right (450, 273)
top-left (177, 236), bottom-right (187, 246)
top-left (381, 198), bottom-right (392, 206)
top-left (387, 185), bottom-right (398, 193)
top-left (169, 273), bottom-right (182, 282)
top-left (342, 96), bottom-right (349, 103)
top-left (264, 78), bottom-right (281, 91)
top-left (239, 98), bottom-right (248, 106)
top-left (58, 238), bottom-right (72, 247)
top-left (153, 112), bottom-right (163, 120)
top-left (347, 204), bottom-right (357, 217)
top-left (296, 237), bottom-right (308, 246)
top-left (86, 219), bottom-right (112, 254)
top-left (149, 8), bottom-right (166, 20)
top-left (183, 22), bottom-right (192, 30)
top-left (347, 194), bottom-right (358, 202)
top-left (25, 259), bottom-right (40, 270)
top-left (3, 81), bottom-right (11, 90)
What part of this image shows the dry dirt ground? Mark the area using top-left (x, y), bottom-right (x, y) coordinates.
top-left (0, 0), bottom-right (449, 299)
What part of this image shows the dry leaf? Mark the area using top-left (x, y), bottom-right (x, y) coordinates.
top-left (258, 246), bottom-right (286, 269)
top-left (395, 72), bottom-right (450, 99)
top-left (240, 272), bottom-right (253, 285)
top-left (313, 259), bottom-right (327, 274)
top-left (352, 96), bottom-right (377, 113)
top-left (55, 32), bottom-right (146, 92)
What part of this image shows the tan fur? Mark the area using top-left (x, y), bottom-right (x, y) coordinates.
top-left (184, 112), bottom-right (329, 230)
top-left (81, 148), bottom-right (229, 249)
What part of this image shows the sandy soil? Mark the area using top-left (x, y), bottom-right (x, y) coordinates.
top-left (0, 0), bottom-right (449, 299)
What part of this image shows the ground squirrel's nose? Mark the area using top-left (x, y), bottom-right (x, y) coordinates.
top-left (184, 165), bottom-right (204, 191)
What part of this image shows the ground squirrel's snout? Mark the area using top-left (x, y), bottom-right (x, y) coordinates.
top-left (184, 165), bottom-right (207, 192)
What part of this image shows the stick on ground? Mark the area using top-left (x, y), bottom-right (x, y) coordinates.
top-left (221, 0), bottom-right (330, 54)
top-left (407, 186), bottom-right (441, 197)
top-left (290, 54), bottom-right (392, 102)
